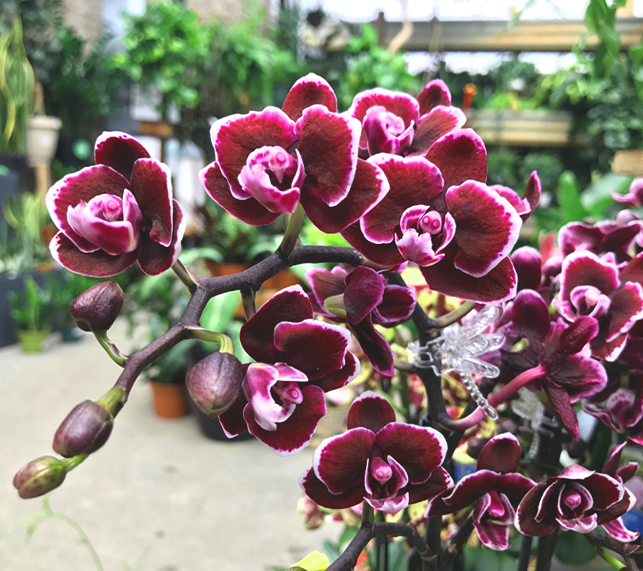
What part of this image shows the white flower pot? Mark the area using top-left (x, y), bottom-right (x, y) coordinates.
top-left (26, 116), bottom-right (62, 167)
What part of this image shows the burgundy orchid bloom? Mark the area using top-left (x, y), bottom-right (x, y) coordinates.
top-left (516, 444), bottom-right (638, 541)
top-left (300, 391), bottom-right (451, 514)
top-left (556, 251), bottom-right (643, 361)
top-left (612, 178), bottom-right (643, 207)
top-left (200, 74), bottom-right (389, 234)
top-left (46, 132), bottom-right (185, 277)
top-left (342, 130), bottom-right (538, 303)
top-left (502, 290), bottom-right (607, 440)
top-left (306, 265), bottom-right (416, 377)
top-left (346, 81), bottom-right (466, 158)
top-left (584, 386), bottom-right (643, 446)
top-left (426, 433), bottom-right (535, 551)
top-left (219, 286), bottom-right (359, 455)
top-left (558, 211), bottom-right (643, 262)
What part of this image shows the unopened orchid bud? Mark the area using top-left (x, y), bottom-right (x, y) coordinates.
top-left (70, 281), bottom-right (124, 332)
top-left (13, 456), bottom-right (66, 499)
top-left (53, 401), bottom-right (114, 457)
top-left (186, 352), bottom-right (244, 417)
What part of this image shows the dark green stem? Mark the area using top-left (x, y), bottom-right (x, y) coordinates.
top-left (277, 203), bottom-right (305, 258)
top-left (171, 260), bottom-right (198, 292)
top-left (94, 331), bottom-right (128, 366)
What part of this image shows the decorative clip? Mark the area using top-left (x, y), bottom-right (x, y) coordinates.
top-left (409, 305), bottom-right (504, 420)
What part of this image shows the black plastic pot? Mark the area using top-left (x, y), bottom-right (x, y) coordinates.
top-left (189, 396), bottom-right (253, 442)
top-left (0, 153), bottom-right (27, 199)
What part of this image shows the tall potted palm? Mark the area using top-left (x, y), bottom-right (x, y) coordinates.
top-left (0, 16), bottom-right (34, 197)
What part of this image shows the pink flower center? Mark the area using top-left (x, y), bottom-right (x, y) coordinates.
top-left (244, 146), bottom-right (298, 187)
top-left (362, 106), bottom-right (414, 155)
top-left (272, 381), bottom-right (304, 406)
top-left (89, 194), bottom-right (124, 221)
top-left (370, 457), bottom-right (393, 485)
top-left (237, 146), bottom-right (304, 214)
top-left (419, 211), bottom-right (443, 235)
top-left (66, 191), bottom-right (143, 256)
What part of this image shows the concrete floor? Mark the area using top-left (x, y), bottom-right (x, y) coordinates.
top-left (0, 321), bottom-right (340, 571)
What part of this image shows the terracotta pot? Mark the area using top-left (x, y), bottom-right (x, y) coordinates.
top-left (262, 269), bottom-right (302, 290)
top-left (149, 381), bottom-right (190, 418)
top-left (204, 261), bottom-right (250, 278)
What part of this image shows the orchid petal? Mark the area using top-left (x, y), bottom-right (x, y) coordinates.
top-left (408, 106), bottom-right (466, 156)
top-left (417, 79), bottom-right (451, 114)
top-left (375, 422), bottom-right (447, 484)
top-left (281, 73), bottom-right (337, 121)
top-left (49, 232), bottom-right (139, 278)
top-left (46, 165), bottom-right (130, 253)
top-left (314, 428), bottom-right (375, 494)
top-left (296, 104), bottom-right (360, 206)
top-left (94, 131), bottom-right (150, 180)
top-left (446, 180), bottom-right (522, 277)
top-left (346, 391), bottom-right (396, 433)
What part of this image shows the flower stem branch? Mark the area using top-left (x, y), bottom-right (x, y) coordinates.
top-left (440, 516), bottom-right (474, 571)
top-left (432, 301), bottom-right (477, 328)
top-left (94, 331), bottom-right (128, 367)
top-left (325, 521), bottom-right (433, 571)
top-left (361, 501), bottom-right (374, 526)
top-left (535, 529), bottom-right (559, 571)
top-left (585, 530), bottom-right (641, 570)
top-left (171, 260), bottom-right (198, 292)
top-left (114, 246), bottom-right (363, 397)
top-left (443, 365), bottom-right (546, 432)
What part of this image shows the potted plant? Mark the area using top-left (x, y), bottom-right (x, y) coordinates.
top-left (9, 275), bottom-right (52, 352)
top-left (126, 271), bottom-right (193, 418)
top-left (0, 191), bottom-right (53, 347)
top-left (0, 16), bottom-right (34, 196)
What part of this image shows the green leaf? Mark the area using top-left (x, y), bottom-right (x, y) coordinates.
top-left (200, 290), bottom-right (239, 334)
top-left (558, 171), bottom-right (589, 224)
top-left (337, 525), bottom-right (359, 548)
top-left (582, 173), bottom-right (633, 217)
top-left (322, 539), bottom-right (341, 562)
top-left (463, 546), bottom-right (517, 571)
top-left (554, 530), bottom-right (597, 566)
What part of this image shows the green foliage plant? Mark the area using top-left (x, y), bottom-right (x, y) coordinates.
top-left (43, 27), bottom-right (124, 141)
top-left (9, 276), bottom-right (52, 333)
top-left (0, 16), bottom-right (34, 153)
top-left (1, 192), bottom-right (50, 273)
top-left (335, 24), bottom-right (421, 110)
top-left (111, 1), bottom-right (212, 117)
top-left (536, 0), bottom-right (643, 172)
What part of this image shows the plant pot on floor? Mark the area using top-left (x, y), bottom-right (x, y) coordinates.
top-left (189, 397), bottom-right (253, 442)
top-left (17, 328), bottom-right (50, 352)
top-left (149, 380), bottom-right (190, 418)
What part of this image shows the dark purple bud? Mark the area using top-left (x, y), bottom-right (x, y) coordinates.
top-left (53, 400), bottom-right (114, 457)
top-left (13, 456), bottom-right (66, 499)
top-left (466, 438), bottom-right (489, 459)
top-left (566, 439), bottom-right (588, 459)
top-left (70, 281), bottom-right (124, 332)
top-left (186, 352), bottom-right (245, 417)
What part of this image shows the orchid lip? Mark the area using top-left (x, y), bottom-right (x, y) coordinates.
top-left (236, 146), bottom-right (303, 214)
top-left (66, 190), bottom-right (143, 255)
